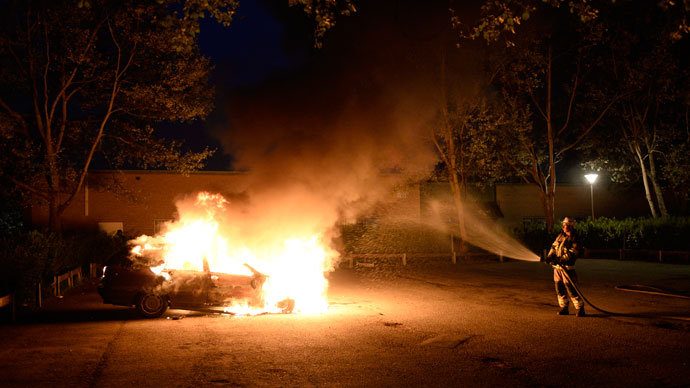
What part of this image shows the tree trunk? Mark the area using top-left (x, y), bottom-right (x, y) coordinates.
top-left (635, 147), bottom-right (658, 217)
top-left (545, 185), bottom-right (555, 229)
top-left (46, 150), bottom-right (63, 232)
top-left (545, 45), bottom-right (556, 230)
top-left (535, 186), bottom-right (553, 230)
top-left (48, 195), bottom-right (62, 232)
top-left (449, 173), bottom-right (467, 242)
top-left (436, 44), bottom-right (467, 243)
top-left (647, 150), bottom-right (668, 217)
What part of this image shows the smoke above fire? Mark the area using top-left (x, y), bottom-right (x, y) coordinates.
top-left (206, 2), bottom-right (539, 264)
top-left (215, 4), bottom-right (448, 238)
top-left (125, 2), bottom-right (540, 317)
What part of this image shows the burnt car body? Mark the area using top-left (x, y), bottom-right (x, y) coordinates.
top-left (98, 257), bottom-right (275, 318)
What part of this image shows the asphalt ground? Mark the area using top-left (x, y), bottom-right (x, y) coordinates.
top-left (1, 258), bottom-right (689, 388)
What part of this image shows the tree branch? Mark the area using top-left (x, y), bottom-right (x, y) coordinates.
top-left (50, 21), bottom-right (103, 152)
top-left (557, 93), bottom-right (628, 157)
top-left (26, 8), bottom-right (47, 145)
top-left (8, 176), bottom-right (50, 201)
top-left (0, 97), bottom-right (29, 135)
top-left (61, 19), bottom-right (126, 212)
top-left (557, 70), bottom-right (579, 137)
top-left (42, 16), bottom-right (51, 145)
top-left (528, 86), bottom-right (547, 122)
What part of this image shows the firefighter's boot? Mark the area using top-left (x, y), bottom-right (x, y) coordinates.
top-left (576, 306), bottom-right (586, 317)
top-left (557, 305), bottom-right (569, 315)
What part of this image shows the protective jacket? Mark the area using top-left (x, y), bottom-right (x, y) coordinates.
top-left (547, 232), bottom-right (580, 267)
top-left (547, 230), bottom-right (584, 313)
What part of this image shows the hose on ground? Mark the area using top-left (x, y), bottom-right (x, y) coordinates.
top-left (554, 265), bottom-right (619, 316)
top-left (614, 285), bottom-right (690, 299)
top-left (553, 265), bottom-right (690, 321)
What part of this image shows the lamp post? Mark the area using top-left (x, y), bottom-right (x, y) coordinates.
top-left (584, 173), bottom-right (598, 220)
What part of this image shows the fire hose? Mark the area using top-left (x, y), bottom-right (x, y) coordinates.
top-left (552, 264), bottom-right (690, 321)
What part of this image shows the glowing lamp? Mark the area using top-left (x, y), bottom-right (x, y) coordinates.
top-left (584, 173), bottom-right (598, 184)
top-left (584, 173), bottom-right (599, 220)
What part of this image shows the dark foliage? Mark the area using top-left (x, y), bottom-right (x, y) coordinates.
top-left (341, 222), bottom-right (452, 254)
top-left (0, 229), bottom-right (129, 307)
top-left (515, 216), bottom-right (690, 254)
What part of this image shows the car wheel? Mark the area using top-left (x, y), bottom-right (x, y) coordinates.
top-left (135, 293), bottom-right (168, 318)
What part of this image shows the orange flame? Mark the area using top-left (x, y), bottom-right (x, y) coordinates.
top-left (129, 192), bottom-right (334, 314)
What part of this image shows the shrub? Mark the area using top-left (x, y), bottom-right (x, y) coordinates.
top-left (513, 222), bottom-right (558, 254)
top-left (623, 217), bottom-right (690, 250)
top-left (514, 217), bottom-right (690, 252)
top-left (0, 231), bottom-right (62, 306)
top-left (341, 222), bottom-right (452, 254)
top-left (0, 229), bottom-right (128, 307)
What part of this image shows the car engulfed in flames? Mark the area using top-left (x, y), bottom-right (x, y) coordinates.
top-left (98, 257), bottom-right (295, 318)
top-left (96, 191), bottom-right (332, 318)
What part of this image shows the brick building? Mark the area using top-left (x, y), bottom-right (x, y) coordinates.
top-left (30, 171), bottom-right (252, 235)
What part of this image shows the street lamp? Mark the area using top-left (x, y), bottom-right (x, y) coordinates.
top-left (584, 173), bottom-right (598, 220)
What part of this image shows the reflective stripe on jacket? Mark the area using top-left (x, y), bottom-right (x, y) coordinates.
top-left (547, 232), bottom-right (580, 266)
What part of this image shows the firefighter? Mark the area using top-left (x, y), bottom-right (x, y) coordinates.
top-left (544, 217), bottom-right (585, 317)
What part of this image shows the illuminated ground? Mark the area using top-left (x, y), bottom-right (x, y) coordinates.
top-left (1, 259), bottom-right (689, 388)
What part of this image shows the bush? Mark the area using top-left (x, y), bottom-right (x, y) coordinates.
top-left (0, 229), bottom-right (128, 307)
top-left (513, 222), bottom-right (559, 254)
top-left (341, 222), bottom-right (452, 254)
top-left (575, 217), bottom-right (629, 249)
top-left (0, 231), bottom-right (63, 306)
top-left (621, 217), bottom-right (690, 250)
top-left (514, 216), bottom-right (690, 252)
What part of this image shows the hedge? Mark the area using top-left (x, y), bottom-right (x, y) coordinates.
top-left (341, 222), bottom-right (453, 254)
top-left (342, 217), bottom-right (690, 259)
top-left (514, 216), bottom-right (690, 253)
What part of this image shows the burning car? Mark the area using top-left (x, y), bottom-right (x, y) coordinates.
top-left (98, 257), bottom-right (293, 318)
top-left (95, 192), bottom-right (331, 317)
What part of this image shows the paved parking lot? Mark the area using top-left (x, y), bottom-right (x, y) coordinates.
top-left (1, 259), bottom-right (689, 388)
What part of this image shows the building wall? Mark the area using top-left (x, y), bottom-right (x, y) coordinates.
top-left (495, 183), bottom-right (652, 229)
top-left (30, 171), bottom-right (656, 235)
top-left (30, 171), bottom-right (252, 236)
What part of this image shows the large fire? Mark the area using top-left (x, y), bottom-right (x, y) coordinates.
top-left (129, 192), bottom-right (335, 314)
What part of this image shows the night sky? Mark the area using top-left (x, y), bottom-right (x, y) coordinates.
top-left (161, 0), bottom-right (313, 170)
top-left (170, 0), bottom-right (462, 173)
top-left (165, 0), bottom-right (649, 185)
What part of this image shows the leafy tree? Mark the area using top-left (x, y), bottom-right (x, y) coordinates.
top-left (452, 0), bottom-right (689, 47)
top-left (288, 0), bottom-right (356, 48)
top-left (580, 4), bottom-right (690, 217)
top-left (451, 0), bottom-right (689, 227)
top-left (481, 12), bottom-right (621, 228)
top-left (663, 83), bottom-right (690, 214)
top-left (430, 46), bottom-right (526, 240)
top-left (0, 0), bottom-right (353, 232)
top-left (605, 42), bottom-right (676, 217)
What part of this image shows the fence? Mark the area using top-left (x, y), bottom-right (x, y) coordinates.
top-left (584, 248), bottom-right (690, 263)
top-left (347, 249), bottom-right (690, 267)
top-left (51, 267), bottom-right (82, 297)
top-left (345, 252), bottom-right (506, 268)
top-left (2, 263), bottom-right (102, 321)
top-left (50, 263), bottom-right (103, 296)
